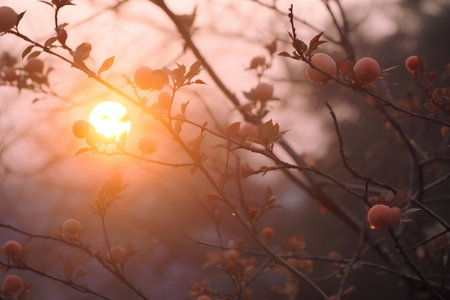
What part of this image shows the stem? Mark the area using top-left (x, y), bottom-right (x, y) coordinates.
top-left (101, 215), bottom-right (112, 255)
top-left (389, 229), bottom-right (445, 300)
top-left (158, 118), bottom-right (330, 299)
top-left (0, 223), bottom-right (150, 300)
top-left (0, 261), bottom-right (112, 300)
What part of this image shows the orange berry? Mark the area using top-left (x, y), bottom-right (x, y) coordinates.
top-left (138, 136), bottom-right (157, 154)
top-left (57, 27), bottom-right (68, 45)
top-left (25, 58), bottom-right (44, 74)
top-left (305, 53), bottom-right (337, 83)
top-left (151, 69), bottom-right (169, 91)
top-left (0, 7), bottom-right (17, 33)
top-left (353, 57), bottom-right (380, 86)
top-left (158, 91), bottom-right (171, 109)
top-left (3, 240), bottom-right (21, 259)
top-left (2, 274), bottom-right (23, 293)
top-left (367, 204), bottom-right (392, 230)
top-left (225, 249), bottom-right (239, 261)
top-left (405, 55), bottom-right (419, 74)
top-left (288, 236), bottom-right (298, 250)
top-left (262, 226), bottom-right (275, 240)
top-left (72, 120), bottom-right (91, 138)
top-left (134, 66), bottom-right (153, 90)
top-left (196, 296), bottom-right (212, 300)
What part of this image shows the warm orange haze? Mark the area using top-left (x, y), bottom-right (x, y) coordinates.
top-left (0, 0), bottom-right (449, 300)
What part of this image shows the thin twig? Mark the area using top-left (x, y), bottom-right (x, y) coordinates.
top-left (337, 232), bottom-right (365, 299)
top-left (389, 229), bottom-right (445, 300)
top-left (0, 223), bottom-right (151, 300)
top-left (0, 261), bottom-right (112, 300)
top-left (325, 102), bottom-right (397, 193)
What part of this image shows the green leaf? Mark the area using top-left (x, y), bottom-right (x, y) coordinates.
top-left (225, 122), bottom-right (241, 138)
top-left (309, 32), bottom-right (324, 44)
top-left (293, 39), bottom-right (307, 53)
top-left (172, 63), bottom-right (186, 84)
top-left (22, 45), bottom-right (34, 59)
top-left (186, 60), bottom-right (202, 79)
top-left (181, 101), bottom-right (190, 116)
top-left (39, 1), bottom-right (54, 7)
top-left (97, 56), bottom-right (115, 77)
top-left (194, 79), bottom-right (206, 84)
top-left (16, 11), bottom-right (26, 26)
top-left (74, 147), bottom-right (91, 157)
top-left (44, 37), bottom-right (58, 48)
top-left (28, 51), bottom-right (41, 59)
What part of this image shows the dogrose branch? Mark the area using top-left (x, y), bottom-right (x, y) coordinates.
top-left (149, 0), bottom-right (365, 234)
top-left (0, 223), bottom-right (150, 300)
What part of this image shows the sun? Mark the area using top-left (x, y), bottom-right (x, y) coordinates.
top-left (89, 101), bottom-right (130, 140)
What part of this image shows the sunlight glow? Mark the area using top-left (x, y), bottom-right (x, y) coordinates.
top-left (89, 101), bottom-right (130, 141)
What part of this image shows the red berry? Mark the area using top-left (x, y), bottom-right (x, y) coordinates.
top-left (2, 274), bottom-right (23, 293)
top-left (252, 82), bottom-right (274, 101)
top-left (405, 55), bottom-right (419, 74)
top-left (196, 296), bottom-right (212, 300)
top-left (353, 57), bottom-right (380, 86)
top-left (225, 249), bottom-right (239, 261)
top-left (72, 120), bottom-right (91, 138)
top-left (3, 240), bottom-right (21, 259)
top-left (367, 204), bottom-right (392, 230)
top-left (151, 69), bottom-right (169, 91)
top-left (134, 66), bottom-right (153, 90)
top-left (63, 218), bottom-right (81, 234)
top-left (62, 218), bottom-right (81, 241)
top-left (235, 237), bottom-right (245, 245)
top-left (0, 7), bottom-right (17, 33)
top-left (305, 53), bottom-right (337, 83)
top-left (138, 136), bottom-right (157, 154)
top-left (262, 226), bottom-right (275, 240)
top-left (57, 27), bottom-right (68, 45)
top-left (248, 257), bottom-right (257, 266)
top-left (25, 58), bottom-right (44, 74)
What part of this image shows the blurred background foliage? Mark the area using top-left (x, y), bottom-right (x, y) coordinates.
top-left (0, 0), bottom-right (449, 299)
